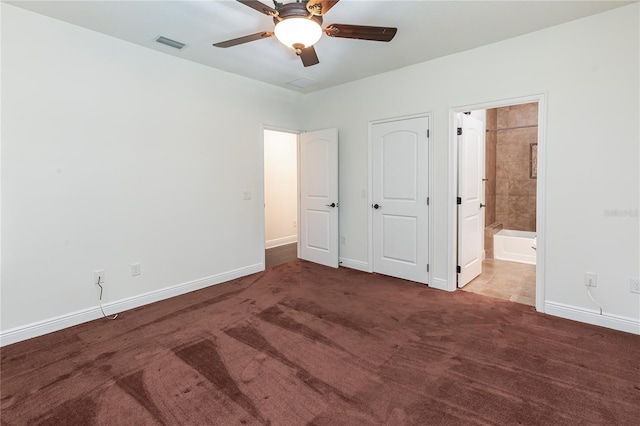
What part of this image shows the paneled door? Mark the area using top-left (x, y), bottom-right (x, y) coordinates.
top-left (371, 116), bottom-right (429, 284)
top-left (457, 113), bottom-right (485, 287)
top-left (299, 129), bottom-right (339, 268)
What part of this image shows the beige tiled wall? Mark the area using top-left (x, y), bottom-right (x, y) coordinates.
top-left (484, 222), bottom-right (503, 259)
top-left (492, 102), bottom-right (538, 232)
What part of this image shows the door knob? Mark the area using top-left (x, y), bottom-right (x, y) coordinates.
top-left (325, 202), bottom-right (336, 208)
top-left (480, 203), bottom-right (486, 208)
top-left (372, 203), bottom-right (381, 209)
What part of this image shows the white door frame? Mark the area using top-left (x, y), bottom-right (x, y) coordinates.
top-left (367, 112), bottom-right (434, 283)
top-left (261, 125), bottom-right (302, 269)
top-left (448, 94), bottom-right (547, 313)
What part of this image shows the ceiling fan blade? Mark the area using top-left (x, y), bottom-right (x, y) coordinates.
top-left (213, 31), bottom-right (274, 48)
top-left (306, 0), bottom-right (340, 16)
top-left (237, 0), bottom-right (278, 17)
top-left (298, 46), bottom-right (319, 67)
top-left (325, 24), bottom-right (397, 42)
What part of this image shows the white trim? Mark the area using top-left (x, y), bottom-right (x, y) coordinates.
top-left (428, 113), bottom-right (434, 287)
top-left (339, 257), bottom-right (369, 272)
top-left (534, 98), bottom-right (548, 314)
top-left (260, 125), bottom-right (268, 268)
top-left (262, 125), bottom-right (302, 135)
top-left (0, 263), bottom-right (263, 347)
top-left (0, 306), bottom-right (103, 348)
top-left (265, 235), bottom-right (297, 249)
top-left (367, 121), bottom-right (374, 273)
top-left (429, 277), bottom-right (450, 292)
top-left (296, 132), bottom-right (301, 260)
top-left (0, 4), bottom-right (3, 336)
top-left (448, 109), bottom-right (458, 292)
top-left (545, 301), bottom-right (640, 335)
top-left (449, 93), bottom-right (547, 311)
top-left (370, 112), bottom-right (432, 125)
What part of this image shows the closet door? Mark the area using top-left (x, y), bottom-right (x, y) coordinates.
top-left (371, 116), bottom-right (429, 284)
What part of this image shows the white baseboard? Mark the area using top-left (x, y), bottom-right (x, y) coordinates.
top-left (0, 263), bottom-right (264, 347)
top-left (339, 257), bottom-right (369, 272)
top-left (265, 236), bottom-right (297, 249)
top-left (0, 306), bottom-right (106, 348)
top-left (544, 301), bottom-right (640, 335)
top-left (429, 277), bottom-right (451, 291)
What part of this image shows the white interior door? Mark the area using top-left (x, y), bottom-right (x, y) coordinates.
top-left (457, 113), bottom-right (485, 287)
top-left (299, 128), bottom-right (339, 268)
top-left (372, 116), bottom-right (429, 284)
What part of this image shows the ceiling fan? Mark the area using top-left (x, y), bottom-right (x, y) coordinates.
top-left (213, 0), bottom-right (398, 67)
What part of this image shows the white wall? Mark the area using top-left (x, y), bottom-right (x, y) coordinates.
top-left (1, 4), bottom-right (301, 338)
top-left (2, 3), bottom-right (639, 342)
top-left (302, 4), bottom-right (639, 329)
top-left (264, 129), bottom-right (297, 248)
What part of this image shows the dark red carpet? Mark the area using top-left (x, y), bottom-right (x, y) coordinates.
top-left (1, 261), bottom-right (639, 425)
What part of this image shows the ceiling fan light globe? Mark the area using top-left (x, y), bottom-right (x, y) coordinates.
top-left (274, 18), bottom-right (322, 48)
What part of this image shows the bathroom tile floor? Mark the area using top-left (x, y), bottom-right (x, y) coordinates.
top-left (462, 259), bottom-right (536, 306)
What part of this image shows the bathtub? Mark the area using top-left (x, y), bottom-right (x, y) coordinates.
top-left (493, 229), bottom-right (537, 265)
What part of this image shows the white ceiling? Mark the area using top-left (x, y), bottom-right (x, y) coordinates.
top-left (7, 0), bottom-right (633, 93)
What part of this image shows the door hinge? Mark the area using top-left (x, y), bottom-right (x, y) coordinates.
top-left (457, 197), bottom-right (462, 205)
top-left (456, 265), bottom-right (461, 274)
top-left (427, 264), bottom-right (430, 272)
top-left (426, 197), bottom-right (430, 206)
top-left (457, 127), bottom-right (462, 136)
top-left (426, 129), bottom-right (430, 138)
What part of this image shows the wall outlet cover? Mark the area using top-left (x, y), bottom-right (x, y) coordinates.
top-left (584, 272), bottom-right (597, 287)
top-left (131, 263), bottom-right (141, 277)
top-left (94, 270), bottom-right (105, 285)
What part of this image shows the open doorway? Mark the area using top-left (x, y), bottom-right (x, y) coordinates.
top-left (456, 100), bottom-right (541, 308)
top-left (263, 128), bottom-right (298, 268)
top-left (263, 127), bottom-right (340, 269)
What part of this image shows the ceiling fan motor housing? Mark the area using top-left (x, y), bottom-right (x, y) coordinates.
top-left (273, 2), bottom-right (323, 27)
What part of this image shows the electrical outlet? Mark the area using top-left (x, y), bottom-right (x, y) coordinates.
top-left (293, 220), bottom-right (297, 228)
top-left (94, 270), bottom-right (105, 285)
top-left (131, 263), bottom-right (141, 277)
top-left (340, 236), bottom-right (346, 244)
top-left (630, 278), bottom-right (640, 294)
top-left (584, 272), bottom-right (597, 287)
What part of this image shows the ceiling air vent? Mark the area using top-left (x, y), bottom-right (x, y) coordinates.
top-left (155, 36), bottom-right (186, 50)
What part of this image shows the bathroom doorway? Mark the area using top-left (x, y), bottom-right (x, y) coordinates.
top-left (456, 101), bottom-right (540, 307)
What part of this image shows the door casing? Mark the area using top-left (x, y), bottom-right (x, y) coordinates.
top-left (448, 94), bottom-right (547, 313)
